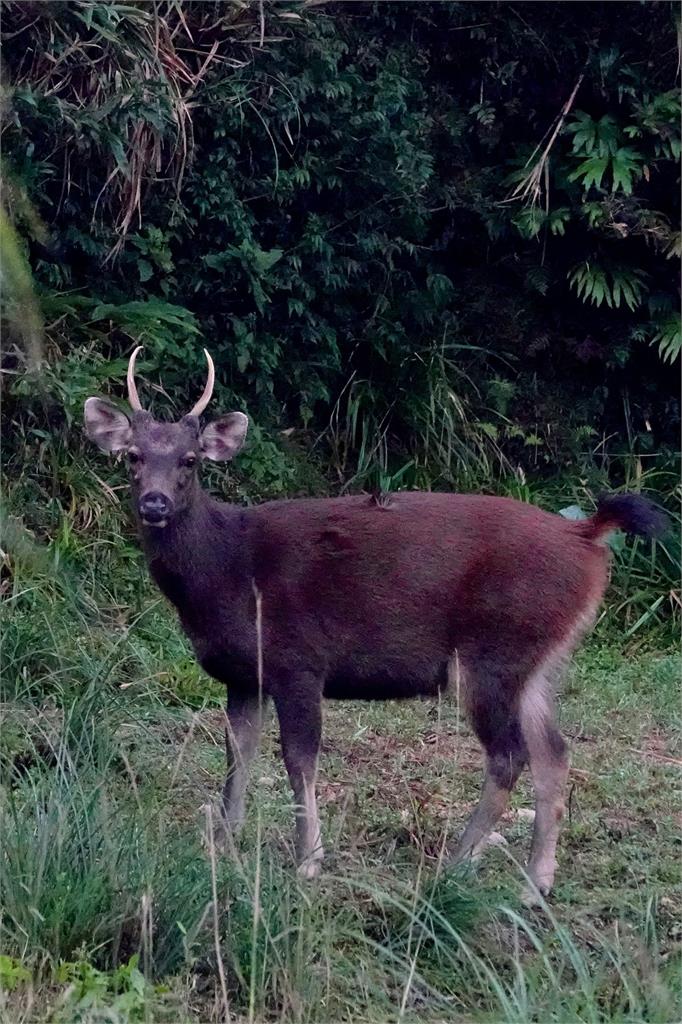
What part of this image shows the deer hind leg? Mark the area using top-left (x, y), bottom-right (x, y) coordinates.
top-left (518, 659), bottom-right (570, 901)
top-left (451, 712), bottom-right (527, 864)
top-left (273, 683), bottom-right (324, 880)
top-left (222, 689), bottom-right (266, 832)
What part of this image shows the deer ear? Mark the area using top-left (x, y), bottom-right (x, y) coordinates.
top-left (84, 398), bottom-right (132, 452)
top-left (200, 412), bottom-right (248, 462)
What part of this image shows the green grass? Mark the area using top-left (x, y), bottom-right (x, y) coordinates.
top-left (1, 566), bottom-right (680, 1022)
top-left (1, 445), bottom-right (680, 1022)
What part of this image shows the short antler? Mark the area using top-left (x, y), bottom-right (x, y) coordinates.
top-left (126, 346), bottom-right (144, 412)
top-left (188, 349), bottom-right (215, 418)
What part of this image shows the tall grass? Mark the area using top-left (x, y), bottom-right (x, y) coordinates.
top-left (1, 514), bottom-right (679, 1021)
top-left (327, 350), bottom-right (512, 494)
top-left (2, 690), bottom-right (678, 1023)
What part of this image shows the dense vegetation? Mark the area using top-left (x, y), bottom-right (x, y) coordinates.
top-left (1, 2), bottom-right (680, 1021)
top-left (3, 0), bottom-right (680, 470)
top-left (3, 0), bottom-right (680, 623)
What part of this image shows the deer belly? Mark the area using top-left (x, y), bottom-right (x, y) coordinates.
top-left (324, 661), bottom-right (449, 700)
top-left (199, 650), bottom-right (258, 690)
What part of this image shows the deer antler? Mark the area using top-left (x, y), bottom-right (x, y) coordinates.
top-left (127, 346), bottom-right (214, 417)
top-left (126, 346), bottom-right (144, 412)
top-left (187, 349), bottom-right (215, 418)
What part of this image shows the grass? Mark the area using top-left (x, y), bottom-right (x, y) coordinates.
top-left (1, 435), bottom-right (680, 1022)
top-left (1, 542), bottom-right (680, 1022)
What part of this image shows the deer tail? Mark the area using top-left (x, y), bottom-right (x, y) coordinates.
top-left (581, 494), bottom-right (670, 543)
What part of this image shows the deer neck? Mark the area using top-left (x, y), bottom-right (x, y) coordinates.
top-left (139, 489), bottom-right (244, 608)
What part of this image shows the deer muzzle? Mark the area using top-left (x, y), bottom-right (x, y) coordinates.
top-left (139, 491), bottom-right (172, 527)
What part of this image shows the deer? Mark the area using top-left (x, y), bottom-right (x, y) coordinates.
top-left (84, 347), bottom-right (668, 899)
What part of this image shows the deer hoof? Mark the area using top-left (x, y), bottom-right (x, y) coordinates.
top-left (297, 858), bottom-right (323, 881)
top-left (521, 872), bottom-right (554, 907)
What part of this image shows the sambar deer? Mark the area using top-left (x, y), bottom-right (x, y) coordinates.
top-left (84, 348), bottom-right (668, 898)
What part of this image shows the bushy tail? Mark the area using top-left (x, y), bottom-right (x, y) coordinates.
top-left (582, 494), bottom-right (670, 542)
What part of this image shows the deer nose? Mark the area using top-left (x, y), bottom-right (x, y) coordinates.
top-left (139, 492), bottom-right (172, 524)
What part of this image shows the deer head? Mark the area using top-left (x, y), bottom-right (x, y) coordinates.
top-left (84, 348), bottom-right (248, 527)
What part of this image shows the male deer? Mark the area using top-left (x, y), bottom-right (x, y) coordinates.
top-left (84, 348), bottom-right (667, 898)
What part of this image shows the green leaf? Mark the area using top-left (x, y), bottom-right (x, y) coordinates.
top-left (251, 247), bottom-right (283, 274)
top-left (568, 154), bottom-right (609, 190)
top-left (427, 273), bottom-right (454, 305)
top-left (513, 207), bottom-right (545, 239)
top-left (650, 313), bottom-right (682, 363)
top-left (524, 266), bottom-right (551, 295)
top-left (610, 146), bottom-right (642, 194)
top-left (0, 955), bottom-right (31, 991)
top-left (581, 201), bottom-right (606, 228)
top-left (566, 113), bottom-right (619, 156)
top-left (137, 259), bottom-right (153, 282)
top-left (548, 207), bottom-right (571, 236)
top-left (569, 263), bottom-right (648, 312)
top-left (566, 111), bottom-right (597, 153)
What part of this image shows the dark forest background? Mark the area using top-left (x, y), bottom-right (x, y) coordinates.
top-left (2, 0), bottom-right (680, 631)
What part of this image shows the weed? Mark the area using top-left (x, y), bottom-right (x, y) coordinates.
top-left (1, 634), bottom-right (680, 1022)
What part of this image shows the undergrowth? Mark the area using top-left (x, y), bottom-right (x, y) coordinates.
top-left (1, 436), bottom-right (680, 1022)
top-left (1, 671), bottom-right (680, 1023)
top-left (1, 327), bottom-right (679, 1024)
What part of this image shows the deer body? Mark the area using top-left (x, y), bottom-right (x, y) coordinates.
top-left (144, 490), bottom-right (607, 701)
top-left (85, 349), bottom-right (667, 898)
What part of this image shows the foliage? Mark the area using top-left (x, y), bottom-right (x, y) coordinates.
top-left (1, 0), bottom-right (679, 497)
top-left (0, 955), bottom-right (31, 992)
top-left (0, 198), bottom-right (43, 365)
top-left (50, 957), bottom-right (151, 1022)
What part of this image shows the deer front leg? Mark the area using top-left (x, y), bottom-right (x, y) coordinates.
top-left (222, 689), bottom-right (265, 833)
top-left (274, 685), bottom-right (324, 879)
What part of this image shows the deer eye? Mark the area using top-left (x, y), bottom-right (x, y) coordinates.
top-left (181, 454), bottom-right (197, 469)
top-left (127, 450), bottom-right (141, 465)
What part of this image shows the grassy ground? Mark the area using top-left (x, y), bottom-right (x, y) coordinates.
top-left (1, 625), bottom-right (680, 1023)
top-left (1, 454), bottom-right (680, 1022)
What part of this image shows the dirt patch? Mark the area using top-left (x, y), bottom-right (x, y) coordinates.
top-left (630, 729), bottom-right (682, 766)
top-left (332, 725), bottom-right (481, 772)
